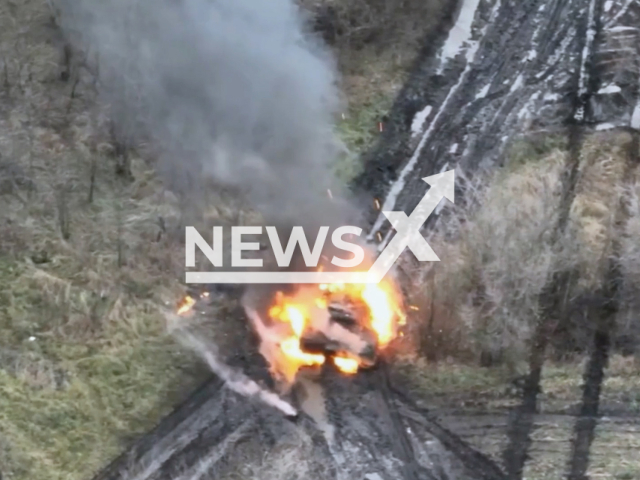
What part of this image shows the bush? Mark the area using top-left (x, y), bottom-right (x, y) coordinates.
top-left (404, 132), bottom-right (640, 369)
top-left (299, 0), bottom-right (448, 75)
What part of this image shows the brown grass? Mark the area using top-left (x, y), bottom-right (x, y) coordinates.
top-left (3, 1), bottom-right (639, 479)
top-left (404, 131), bottom-right (640, 367)
top-left (301, 0), bottom-right (450, 179)
top-left (0, 0), bottom-right (449, 478)
top-left (0, 1), bottom-right (223, 478)
top-left (397, 355), bottom-right (640, 479)
top-left (617, 158), bottom-right (640, 350)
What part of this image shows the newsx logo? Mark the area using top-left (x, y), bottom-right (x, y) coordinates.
top-left (185, 170), bottom-right (454, 284)
top-left (186, 225), bottom-right (366, 269)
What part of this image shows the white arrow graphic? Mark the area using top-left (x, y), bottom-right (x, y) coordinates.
top-left (365, 169), bottom-right (455, 283)
top-left (185, 170), bottom-right (454, 284)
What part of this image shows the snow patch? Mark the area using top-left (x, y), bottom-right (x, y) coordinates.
top-left (596, 122), bottom-right (616, 131)
top-left (510, 74), bottom-right (525, 93)
top-left (598, 84), bottom-right (622, 94)
top-left (536, 30), bottom-right (575, 79)
top-left (436, 0), bottom-right (482, 74)
top-left (631, 105), bottom-right (640, 130)
top-left (369, 41), bottom-right (484, 238)
top-left (449, 143), bottom-right (459, 154)
top-left (517, 92), bottom-right (541, 121)
top-left (476, 83), bottom-right (491, 99)
top-left (369, 0), bottom-right (503, 238)
top-left (607, 26), bottom-right (639, 33)
top-left (544, 92), bottom-right (561, 101)
top-left (604, 0), bottom-right (613, 12)
top-left (411, 105), bottom-right (433, 136)
top-left (606, 0), bottom-right (637, 29)
top-left (577, 0), bottom-right (598, 100)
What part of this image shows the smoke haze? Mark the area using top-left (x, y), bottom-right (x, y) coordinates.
top-left (57, 0), bottom-right (354, 226)
top-left (172, 325), bottom-right (298, 416)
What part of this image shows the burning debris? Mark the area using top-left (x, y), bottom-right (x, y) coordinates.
top-left (243, 274), bottom-right (406, 386)
top-left (175, 268), bottom-right (407, 388)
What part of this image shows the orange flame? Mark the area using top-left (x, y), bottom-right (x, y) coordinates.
top-left (264, 272), bottom-right (405, 378)
top-left (333, 355), bottom-right (359, 374)
top-left (177, 269), bottom-right (407, 382)
top-left (177, 295), bottom-right (196, 315)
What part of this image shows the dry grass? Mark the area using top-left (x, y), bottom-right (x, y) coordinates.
top-left (0, 1), bottom-right (221, 478)
top-left (399, 354), bottom-right (640, 414)
top-left (565, 133), bottom-right (630, 291)
top-left (404, 131), bottom-right (640, 366)
top-left (0, 137), bottom-right (211, 480)
top-left (398, 355), bottom-right (640, 479)
top-left (306, 0), bottom-right (451, 182)
top-left (617, 159), bottom-right (640, 350)
top-left (407, 138), bottom-right (568, 367)
top-left (301, 0), bottom-right (448, 77)
top-left (0, 0), bottom-right (449, 478)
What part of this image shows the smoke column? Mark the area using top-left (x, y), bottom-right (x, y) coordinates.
top-left (56, 0), bottom-right (354, 226)
top-left (173, 327), bottom-right (298, 417)
top-left (56, 0), bottom-right (371, 396)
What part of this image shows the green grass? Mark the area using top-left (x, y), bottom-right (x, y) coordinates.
top-left (504, 133), bottom-right (570, 169)
top-left (0, 256), bottom-right (204, 480)
top-left (332, 93), bottom-right (395, 182)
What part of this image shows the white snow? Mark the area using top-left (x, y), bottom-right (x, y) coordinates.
top-left (449, 143), bottom-right (459, 154)
top-left (369, 40), bottom-right (484, 239)
top-left (526, 49), bottom-right (537, 62)
top-left (577, 0), bottom-right (598, 98)
top-left (607, 26), bottom-right (639, 32)
top-left (517, 92), bottom-right (541, 120)
top-left (596, 122), bottom-right (616, 131)
top-left (536, 30), bottom-right (575, 79)
top-left (510, 74), bottom-right (525, 93)
top-left (631, 105), bottom-right (640, 129)
top-left (476, 83), bottom-right (491, 99)
top-left (598, 84), bottom-right (622, 94)
top-left (544, 92), bottom-right (561, 101)
top-left (411, 105), bottom-right (433, 136)
top-left (369, 0), bottom-right (502, 238)
top-left (436, 0), bottom-right (482, 74)
top-left (604, 0), bottom-right (613, 12)
top-left (606, 0), bottom-right (637, 28)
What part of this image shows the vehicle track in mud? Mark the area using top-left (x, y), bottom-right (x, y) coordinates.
top-left (356, 0), bottom-right (640, 236)
top-left (357, 0), bottom-right (640, 478)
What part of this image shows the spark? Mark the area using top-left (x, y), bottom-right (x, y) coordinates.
top-left (177, 295), bottom-right (196, 315)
